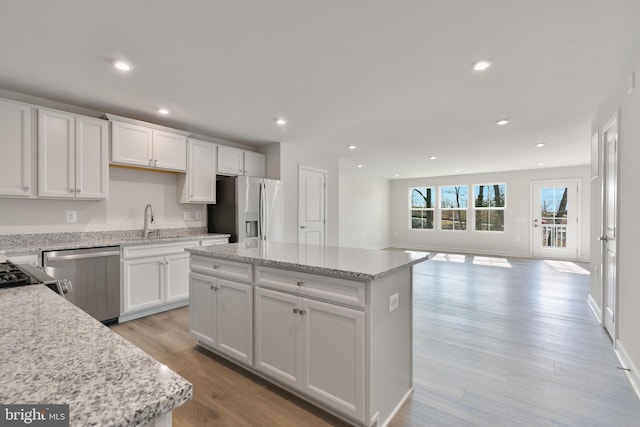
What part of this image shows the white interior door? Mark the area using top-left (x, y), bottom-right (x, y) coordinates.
top-left (531, 180), bottom-right (579, 259)
top-left (298, 165), bottom-right (326, 246)
top-left (602, 113), bottom-right (618, 339)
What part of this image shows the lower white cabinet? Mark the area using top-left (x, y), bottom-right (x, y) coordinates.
top-left (190, 272), bottom-right (253, 365)
top-left (254, 287), bottom-right (365, 421)
top-left (121, 241), bottom-right (198, 320)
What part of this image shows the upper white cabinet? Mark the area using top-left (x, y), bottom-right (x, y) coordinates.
top-left (177, 138), bottom-right (217, 204)
top-left (218, 145), bottom-right (265, 177)
top-left (0, 98), bottom-right (36, 198)
top-left (110, 119), bottom-right (187, 172)
top-left (38, 108), bottom-right (108, 199)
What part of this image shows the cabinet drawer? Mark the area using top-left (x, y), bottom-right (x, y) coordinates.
top-left (255, 266), bottom-right (365, 308)
top-left (201, 238), bottom-right (229, 246)
top-left (122, 241), bottom-right (199, 259)
top-left (191, 255), bottom-right (253, 283)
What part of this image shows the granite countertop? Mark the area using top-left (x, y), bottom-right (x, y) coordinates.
top-left (187, 241), bottom-right (429, 281)
top-left (0, 285), bottom-right (192, 426)
top-left (0, 228), bottom-right (230, 256)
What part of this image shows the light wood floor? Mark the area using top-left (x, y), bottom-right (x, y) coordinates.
top-left (112, 254), bottom-right (640, 426)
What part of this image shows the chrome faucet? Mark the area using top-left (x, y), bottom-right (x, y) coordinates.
top-left (143, 204), bottom-right (155, 237)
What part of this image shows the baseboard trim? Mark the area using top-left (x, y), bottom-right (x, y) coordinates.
top-left (379, 387), bottom-right (414, 427)
top-left (614, 340), bottom-right (640, 402)
top-left (587, 294), bottom-right (602, 324)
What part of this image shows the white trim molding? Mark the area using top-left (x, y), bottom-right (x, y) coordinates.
top-left (614, 340), bottom-right (640, 402)
top-left (587, 294), bottom-right (602, 324)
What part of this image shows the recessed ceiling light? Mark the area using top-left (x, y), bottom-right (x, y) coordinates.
top-left (158, 108), bottom-right (169, 115)
top-left (113, 61), bottom-right (132, 72)
top-left (535, 142), bottom-right (545, 147)
top-left (496, 119), bottom-right (510, 126)
top-left (455, 169), bottom-right (461, 173)
top-left (357, 164), bottom-right (363, 168)
top-left (394, 173), bottom-right (400, 177)
top-left (472, 59), bottom-right (492, 71)
top-left (538, 162), bottom-right (545, 166)
top-left (275, 118), bottom-right (287, 126)
top-left (348, 145), bottom-right (357, 150)
top-left (429, 156), bottom-right (437, 160)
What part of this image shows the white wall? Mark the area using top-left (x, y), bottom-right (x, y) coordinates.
top-left (279, 142), bottom-right (339, 245)
top-left (390, 166), bottom-right (591, 260)
top-left (0, 167), bottom-right (205, 234)
top-left (338, 160), bottom-right (391, 249)
top-left (590, 45), bottom-right (640, 390)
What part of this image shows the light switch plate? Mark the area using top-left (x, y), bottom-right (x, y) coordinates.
top-left (389, 293), bottom-right (399, 312)
top-left (184, 212), bottom-right (193, 221)
top-left (195, 211), bottom-right (202, 220)
top-left (66, 211), bottom-right (77, 223)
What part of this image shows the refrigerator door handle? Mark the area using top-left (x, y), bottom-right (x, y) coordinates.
top-left (262, 182), bottom-right (268, 240)
top-left (259, 182), bottom-right (264, 240)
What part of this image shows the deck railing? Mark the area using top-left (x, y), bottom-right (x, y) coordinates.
top-left (542, 224), bottom-right (567, 248)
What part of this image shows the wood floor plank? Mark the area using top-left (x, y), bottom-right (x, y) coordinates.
top-left (111, 254), bottom-right (640, 426)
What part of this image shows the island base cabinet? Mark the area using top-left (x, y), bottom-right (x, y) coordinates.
top-left (254, 287), bottom-right (365, 423)
top-left (189, 273), bottom-right (253, 365)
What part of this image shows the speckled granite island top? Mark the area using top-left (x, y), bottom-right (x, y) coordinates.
top-left (0, 285), bottom-right (192, 426)
top-left (187, 241), bottom-right (429, 280)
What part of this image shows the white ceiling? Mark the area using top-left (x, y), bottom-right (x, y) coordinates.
top-left (1, 1), bottom-right (639, 179)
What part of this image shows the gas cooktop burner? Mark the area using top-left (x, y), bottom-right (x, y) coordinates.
top-left (0, 262), bottom-right (37, 288)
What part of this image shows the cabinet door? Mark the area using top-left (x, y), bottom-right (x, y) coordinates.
top-left (254, 287), bottom-right (301, 388)
top-left (111, 121), bottom-right (153, 167)
top-left (187, 139), bottom-right (216, 202)
top-left (0, 98), bottom-right (34, 197)
top-left (152, 130), bottom-right (187, 171)
top-left (75, 116), bottom-right (108, 199)
top-left (38, 108), bottom-right (75, 198)
top-left (216, 279), bottom-right (253, 365)
top-left (301, 299), bottom-right (365, 421)
top-left (217, 145), bottom-right (244, 175)
top-left (122, 256), bottom-right (165, 313)
top-left (244, 151), bottom-right (266, 178)
top-left (189, 272), bottom-right (217, 347)
top-left (165, 252), bottom-right (191, 303)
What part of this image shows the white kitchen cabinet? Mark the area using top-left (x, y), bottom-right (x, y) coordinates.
top-left (217, 145), bottom-right (265, 177)
top-left (200, 237), bottom-right (229, 246)
top-left (122, 255), bottom-right (165, 313)
top-left (38, 108), bottom-right (108, 199)
top-left (165, 252), bottom-right (191, 303)
top-left (0, 98), bottom-right (36, 198)
top-left (254, 287), bottom-right (365, 421)
top-left (177, 138), bottom-right (217, 204)
top-left (121, 241), bottom-right (198, 321)
top-left (189, 272), bottom-right (253, 365)
top-left (110, 119), bottom-right (187, 172)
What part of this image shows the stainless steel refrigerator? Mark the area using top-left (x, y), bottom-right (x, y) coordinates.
top-left (207, 175), bottom-right (283, 243)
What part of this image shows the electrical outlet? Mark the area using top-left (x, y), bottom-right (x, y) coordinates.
top-left (66, 211), bottom-right (77, 223)
top-left (184, 212), bottom-right (193, 221)
top-left (389, 293), bottom-right (399, 312)
top-left (195, 211), bottom-right (202, 220)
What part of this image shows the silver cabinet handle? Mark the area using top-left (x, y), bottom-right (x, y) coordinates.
top-left (149, 159), bottom-right (153, 166)
top-left (69, 189), bottom-right (75, 193)
top-left (154, 159), bottom-right (158, 167)
top-left (23, 186), bottom-right (30, 191)
top-left (598, 235), bottom-right (609, 242)
top-left (300, 226), bottom-right (307, 229)
top-left (77, 189), bottom-right (81, 193)
top-left (296, 280), bottom-right (303, 287)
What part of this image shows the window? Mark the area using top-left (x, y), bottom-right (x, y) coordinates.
top-left (474, 183), bottom-right (506, 231)
top-left (440, 186), bottom-right (468, 230)
top-left (410, 187), bottom-right (435, 229)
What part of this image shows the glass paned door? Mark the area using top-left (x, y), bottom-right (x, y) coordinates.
top-left (532, 181), bottom-right (578, 259)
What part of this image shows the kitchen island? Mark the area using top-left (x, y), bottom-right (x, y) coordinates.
top-left (186, 241), bottom-right (429, 427)
top-left (0, 285), bottom-right (192, 426)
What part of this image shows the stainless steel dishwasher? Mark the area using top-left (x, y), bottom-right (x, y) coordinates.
top-left (43, 246), bottom-right (120, 325)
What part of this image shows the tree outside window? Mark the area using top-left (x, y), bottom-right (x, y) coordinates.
top-left (440, 186), bottom-right (468, 230)
top-left (474, 183), bottom-right (506, 231)
top-left (410, 187), bottom-right (434, 229)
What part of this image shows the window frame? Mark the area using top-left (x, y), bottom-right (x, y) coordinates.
top-left (409, 186), bottom-right (436, 230)
top-left (473, 182), bottom-right (507, 232)
top-left (439, 185), bottom-right (469, 231)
